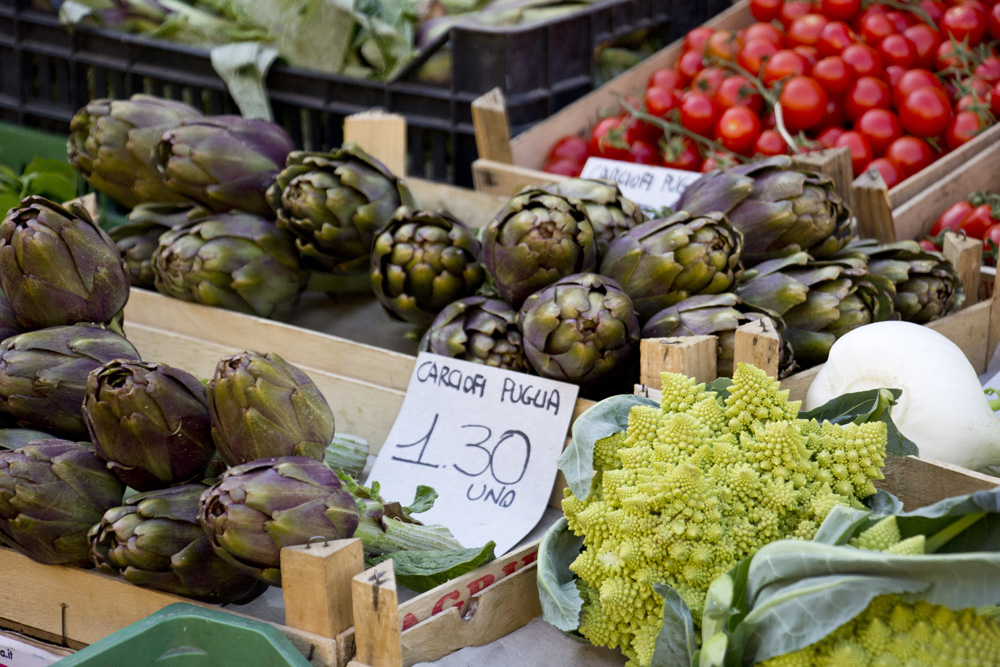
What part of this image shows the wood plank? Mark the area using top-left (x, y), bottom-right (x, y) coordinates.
top-left (407, 178), bottom-right (508, 229)
top-left (853, 168), bottom-right (896, 243)
top-left (989, 266), bottom-right (1000, 368)
top-left (943, 231), bottom-right (983, 308)
top-left (791, 147), bottom-right (853, 209)
top-left (472, 158), bottom-right (563, 198)
top-left (734, 319), bottom-right (781, 379)
top-left (343, 111), bottom-right (408, 177)
top-left (282, 539), bottom-right (364, 640)
top-left (471, 88), bottom-right (513, 164)
top-left (877, 456), bottom-right (998, 509)
top-left (351, 562), bottom-right (401, 667)
top-left (780, 365), bottom-right (822, 403)
top-left (639, 337), bottom-right (717, 389)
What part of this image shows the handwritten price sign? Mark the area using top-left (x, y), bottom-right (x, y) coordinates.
top-left (581, 157), bottom-right (702, 216)
top-left (367, 353), bottom-right (579, 555)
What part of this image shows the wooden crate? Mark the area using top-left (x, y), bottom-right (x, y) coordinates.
top-left (469, 0), bottom-right (1000, 206)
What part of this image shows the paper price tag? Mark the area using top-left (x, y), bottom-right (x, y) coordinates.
top-left (367, 353), bottom-right (579, 555)
top-left (581, 157), bottom-right (702, 216)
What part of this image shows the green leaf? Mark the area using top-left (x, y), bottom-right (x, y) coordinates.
top-left (0, 193), bottom-right (21, 217)
top-left (536, 517), bottom-right (584, 632)
top-left (369, 541), bottom-right (495, 593)
top-left (209, 42), bottom-right (280, 120)
top-left (405, 485), bottom-right (438, 515)
top-left (557, 394), bottom-right (658, 500)
top-left (25, 172), bottom-right (77, 202)
top-left (797, 387), bottom-right (917, 456)
top-left (811, 504), bottom-right (877, 545)
top-left (705, 377), bottom-right (732, 400)
top-left (651, 583), bottom-right (696, 667)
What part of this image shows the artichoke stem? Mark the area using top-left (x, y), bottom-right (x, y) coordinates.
top-left (306, 270), bottom-right (373, 294)
top-left (354, 516), bottom-right (463, 556)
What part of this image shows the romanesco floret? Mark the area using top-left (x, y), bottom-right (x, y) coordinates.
top-left (757, 595), bottom-right (1000, 666)
top-left (561, 363), bottom-right (889, 667)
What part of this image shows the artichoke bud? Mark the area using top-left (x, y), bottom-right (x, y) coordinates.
top-left (538, 177), bottom-right (648, 257)
top-left (0, 439), bottom-right (125, 567)
top-left (111, 203), bottom-right (196, 289)
top-left (419, 295), bottom-right (528, 372)
top-left (198, 456), bottom-right (360, 585)
top-left (207, 351), bottom-right (335, 467)
top-left (371, 208), bottom-right (486, 327)
top-left (519, 273), bottom-right (639, 386)
top-left (84, 360), bottom-right (216, 492)
top-left (0, 197), bottom-right (131, 330)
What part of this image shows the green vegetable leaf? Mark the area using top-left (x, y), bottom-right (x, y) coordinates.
top-left (706, 377), bottom-right (732, 400)
top-left (557, 394), bottom-right (658, 500)
top-left (536, 516), bottom-right (584, 632)
top-left (810, 504), bottom-right (875, 545)
top-left (651, 583), bottom-right (696, 667)
top-left (797, 387), bottom-right (917, 456)
top-left (405, 485), bottom-right (438, 515)
top-left (369, 541), bottom-right (496, 593)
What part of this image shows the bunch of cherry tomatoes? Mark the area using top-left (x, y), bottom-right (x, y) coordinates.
top-left (928, 191), bottom-right (1000, 263)
top-left (544, 0), bottom-right (1000, 184)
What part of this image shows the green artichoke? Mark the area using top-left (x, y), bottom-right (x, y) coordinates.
top-left (0, 197), bottom-right (131, 330)
top-left (198, 456), bottom-right (360, 585)
top-left (111, 204), bottom-right (197, 289)
top-left (370, 208), bottom-right (485, 326)
top-left (840, 239), bottom-right (965, 324)
top-left (538, 178), bottom-right (648, 256)
top-left (519, 273), bottom-right (639, 386)
top-left (83, 360), bottom-right (216, 492)
top-left (67, 94), bottom-right (203, 209)
top-left (676, 155), bottom-right (853, 265)
top-left (0, 439), bottom-right (125, 566)
top-left (0, 292), bottom-right (23, 343)
top-left (266, 145), bottom-right (415, 274)
top-left (0, 324), bottom-right (141, 438)
top-left (151, 212), bottom-right (307, 318)
top-left (641, 293), bottom-right (796, 378)
top-left (599, 211), bottom-right (744, 321)
top-left (482, 189), bottom-right (598, 307)
top-left (90, 484), bottom-right (267, 602)
top-left (736, 252), bottom-right (897, 367)
top-left (418, 296), bottom-right (528, 372)
top-left (155, 116), bottom-right (294, 217)
top-left (0, 428), bottom-right (57, 450)
top-left (207, 351), bottom-right (334, 467)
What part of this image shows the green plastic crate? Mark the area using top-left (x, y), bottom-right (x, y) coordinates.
top-left (54, 603), bottom-right (312, 667)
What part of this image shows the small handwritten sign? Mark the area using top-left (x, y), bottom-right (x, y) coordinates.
top-left (581, 157), bottom-right (702, 216)
top-left (367, 353), bottom-right (579, 555)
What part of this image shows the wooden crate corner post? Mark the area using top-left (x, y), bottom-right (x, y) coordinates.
top-left (351, 560), bottom-right (401, 667)
top-left (790, 147), bottom-right (854, 209)
top-left (942, 231), bottom-right (983, 309)
top-left (852, 167), bottom-right (896, 243)
top-left (281, 537), bottom-right (364, 641)
top-left (471, 88), bottom-right (513, 165)
top-left (343, 111), bottom-right (407, 177)
top-left (639, 336), bottom-right (717, 390)
top-left (733, 319), bottom-right (781, 379)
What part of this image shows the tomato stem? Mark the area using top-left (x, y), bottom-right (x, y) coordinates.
top-left (618, 99), bottom-right (750, 165)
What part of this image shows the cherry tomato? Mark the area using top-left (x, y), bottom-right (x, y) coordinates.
top-left (885, 11), bottom-right (913, 31)
top-left (859, 12), bottom-right (895, 45)
top-left (544, 159), bottom-right (584, 177)
top-left (644, 86), bottom-right (680, 119)
top-left (975, 57), bottom-right (1000, 85)
top-left (679, 91), bottom-right (718, 137)
top-left (844, 76), bottom-right (891, 122)
top-left (856, 108), bottom-right (903, 156)
top-left (754, 129), bottom-right (788, 156)
top-left (819, 0), bottom-right (861, 21)
top-left (647, 68), bottom-right (682, 92)
top-left (817, 126), bottom-right (847, 148)
top-left (749, 0), bottom-right (784, 22)
top-left (812, 56), bottom-right (853, 95)
top-left (841, 43), bottom-right (883, 78)
top-left (627, 139), bottom-right (660, 165)
top-left (816, 21), bottom-right (857, 57)
top-left (992, 81), bottom-right (1000, 117)
top-left (959, 204), bottom-right (995, 239)
top-left (787, 14), bottom-right (829, 48)
top-left (762, 49), bottom-right (809, 87)
top-left (935, 40), bottom-right (964, 72)
top-left (715, 106), bottom-right (762, 155)
top-left (834, 130), bottom-right (874, 176)
top-left (793, 45), bottom-right (820, 68)
top-left (885, 65), bottom-right (906, 89)
top-left (941, 4), bottom-right (986, 48)
top-left (684, 27), bottom-right (714, 54)
top-left (714, 75), bottom-right (765, 115)
top-left (779, 75), bottom-right (828, 131)
top-left (982, 223), bottom-right (1000, 261)
top-left (691, 66), bottom-right (727, 97)
top-left (892, 69), bottom-right (945, 108)
top-left (622, 117), bottom-right (659, 146)
top-left (738, 37), bottom-right (780, 77)
top-left (676, 50), bottom-right (706, 86)
top-left (919, 238), bottom-right (942, 252)
top-left (919, 0), bottom-right (947, 25)
top-left (743, 22), bottom-right (784, 45)
top-left (662, 137), bottom-right (703, 172)
top-left (866, 157), bottom-right (903, 188)
top-left (814, 95), bottom-right (847, 130)
top-left (878, 35), bottom-right (918, 69)
top-left (966, 77), bottom-right (993, 100)
top-left (956, 91), bottom-right (989, 113)
top-left (899, 87), bottom-right (953, 138)
top-left (929, 201), bottom-right (975, 237)
top-left (902, 24), bottom-right (942, 70)
top-left (989, 3), bottom-right (1000, 41)
top-left (706, 30), bottom-right (742, 62)
top-left (946, 110), bottom-right (986, 150)
top-left (547, 135), bottom-right (589, 164)
top-left (885, 136), bottom-right (935, 177)
top-left (779, 1), bottom-right (814, 29)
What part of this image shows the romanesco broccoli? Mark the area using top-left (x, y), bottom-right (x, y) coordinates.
top-left (563, 363), bottom-right (888, 667)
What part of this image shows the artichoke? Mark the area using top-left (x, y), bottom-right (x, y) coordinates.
top-left (538, 178), bottom-right (648, 256)
top-left (198, 456), bottom-right (360, 585)
top-left (841, 239), bottom-right (965, 324)
top-left (482, 189), bottom-right (598, 307)
top-left (83, 360), bottom-right (216, 492)
top-left (67, 94), bottom-right (203, 209)
top-left (0, 439), bottom-right (125, 566)
top-left (676, 155), bottom-right (853, 266)
top-left (90, 484), bottom-right (267, 602)
top-left (0, 428), bottom-right (56, 450)
top-left (266, 145), bottom-right (415, 274)
top-left (736, 252), bottom-right (897, 367)
top-left (370, 208), bottom-right (485, 326)
top-left (418, 296), bottom-right (528, 372)
top-left (111, 204), bottom-right (196, 289)
top-left (0, 197), bottom-right (131, 330)
top-left (519, 273), bottom-right (639, 386)
top-left (641, 293), bottom-right (796, 378)
top-left (0, 324), bottom-right (141, 438)
top-left (151, 212), bottom-right (307, 318)
top-left (207, 351), bottom-right (335, 467)
top-left (155, 116), bottom-right (294, 217)
top-left (599, 211), bottom-right (744, 321)
top-left (0, 291), bottom-right (23, 343)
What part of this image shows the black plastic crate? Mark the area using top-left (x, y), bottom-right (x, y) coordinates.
top-left (670, 0), bottom-right (734, 40)
top-left (0, 0), bottom-right (670, 186)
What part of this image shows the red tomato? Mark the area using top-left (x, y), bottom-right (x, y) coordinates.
top-left (817, 126), bottom-right (847, 148)
top-left (959, 204), bottom-right (995, 239)
top-left (982, 223), bottom-right (1000, 260)
top-left (844, 77), bottom-right (892, 122)
top-left (779, 1), bottom-right (814, 29)
top-left (749, 0), bottom-right (784, 22)
top-left (544, 159), bottom-right (584, 177)
top-left (793, 45), bottom-right (820, 68)
top-left (816, 95), bottom-right (848, 129)
top-left (627, 139), bottom-right (660, 165)
top-left (812, 56), bottom-right (853, 95)
top-left (787, 14), bottom-right (829, 48)
top-left (992, 81), bottom-right (1000, 117)
top-left (919, 238), bottom-right (942, 252)
top-left (919, 0), bottom-right (947, 26)
top-left (762, 49), bottom-right (810, 86)
top-left (816, 21), bottom-right (858, 57)
top-left (946, 110), bottom-right (986, 149)
top-left (877, 35), bottom-right (918, 69)
top-left (714, 75), bottom-right (765, 114)
top-left (677, 51), bottom-right (706, 85)
top-left (935, 40), bottom-right (964, 72)
top-left (662, 137), bottom-right (703, 171)
top-left (679, 91), bottom-right (718, 137)
top-left (589, 117), bottom-right (630, 160)
top-left (834, 130), bottom-right (875, 176)
top-left (941, 4), bottom-right (986, 47)
top-left (884, 136), bottom-right (935, 176)
top-left (902, 24), bottom-right (942, 70)
top-left (966, 77), bottom-right (993, 99)
top-left (859, 12), bottom-right (895, 45)
top-left (885, 11), bottom-right (914, 31)
top-left (975, 57), bottom-right (1000, 85)
top-left (866, 157), bottom-right (904, 188)
top-left (743, 22), bottom-right (785, 45)
top-left (929, 201), bottom-right (975, 236)
top-left (547, 135), bottom-right (589, 164)
top-left (647, 68), bottom-right (682, 92)
top-left (692, 66), bottom-right (727, 97)
top-left (956, 92), bottom-right (989, 113)
top-left (885, 65), bottom-right (906, 89)
top-left (841, 43), bottom-right (883, 78)
top-left (892, 69), bottom-right (945, 108)
top-left (779, 75), bottom-right (829, 131)
top-left (899, 87), bottom-right (953, 137)
top-left (856, 108), bottom-right (903, 156)
top-left (684, 27), bottom-right (714, 54)
top-left (644, 86), bottom-right (680, 119)
top-left (706, 30), bottom-right (743, 62)
top-left (754, 129), bottom-right (788, 156)
top-left (738, 37), bottom-right (780, 76)
top-left (989, 3), bottom-right (1000, 41)
top-left (622, 117), bottom-right (659, 146)
top-left (819, 0), bottom-right (861, 21)
top-left (715, 106), bottom-right (763, 155)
